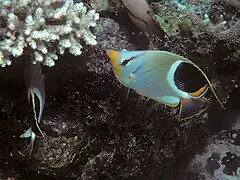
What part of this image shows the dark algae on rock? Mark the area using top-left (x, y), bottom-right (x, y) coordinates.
top-left (2, 0), bottom-right (240, 180)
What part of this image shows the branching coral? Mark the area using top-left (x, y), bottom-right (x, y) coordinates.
top-left (0, 0), bottom-right (99, 67)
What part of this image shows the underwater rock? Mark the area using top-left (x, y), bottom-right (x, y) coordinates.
top-left (34, 134), bottom-right (80, 170)
top-left (2, 1), bottom-right (240, 179)
top-left (87, 17), bottom-right (135, 75)
top-left (187, 128), bottom-right (240, 180)
top-left (93, 17), bottom-right (135, 50)
top-left (90, 0), bottom-right (109, 12)
top-left (187, 87), bottom-right (240, 180)
top-left (23, 71), bottom-right (208, 179)
top-left (79, 151), bottom-right (115, 180)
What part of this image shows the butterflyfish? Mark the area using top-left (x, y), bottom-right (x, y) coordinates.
top-left (19, 61), bottom-right (46, 159)
top-left (106, 49), bottom-right (225, 119)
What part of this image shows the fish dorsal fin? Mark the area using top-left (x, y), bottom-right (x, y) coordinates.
top-left (189, 62), bottom-right (225, 110)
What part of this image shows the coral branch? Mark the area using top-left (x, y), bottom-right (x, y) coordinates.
top-left (0, 0), bottom-right (99, 67)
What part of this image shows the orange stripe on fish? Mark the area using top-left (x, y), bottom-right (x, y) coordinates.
top-left (106, 50), bottom-right (123, 77)
top-left (106, 50), bottom-right (121, 69)
top-left (189, 84), bottom-right (208, 98)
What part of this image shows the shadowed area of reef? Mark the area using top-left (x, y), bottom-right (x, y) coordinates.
top-left (1, 3), bottom-right (240, 179)
top-left (0, 49), bottom-right (240, 180)
top-left (0, 54), bottom-right (206, 179)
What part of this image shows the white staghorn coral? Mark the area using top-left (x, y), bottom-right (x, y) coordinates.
top-left (0, 0), bottom-right (99, 67)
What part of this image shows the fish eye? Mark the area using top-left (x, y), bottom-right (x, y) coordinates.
top-left (120, 57), bottom-right (135, 66)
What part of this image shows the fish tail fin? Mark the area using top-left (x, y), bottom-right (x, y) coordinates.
top-left (179, 97), bottom-right (209, 120)
top-left (192, 63), bottom-right (226, 110)
top-left (19, 127), bottom-right (36, 159)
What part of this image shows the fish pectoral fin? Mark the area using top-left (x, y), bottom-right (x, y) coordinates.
top-left (179, 97), bottom-right (209, 120)
top-left (18, 131), bottom-right (36, 159)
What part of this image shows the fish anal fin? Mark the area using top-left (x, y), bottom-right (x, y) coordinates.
top-left (18, 131), bottom-right (36, 159)
top-left (20, 127), bottom-right (32, 138)
top-left (179, 97), bottom-right (209, 120)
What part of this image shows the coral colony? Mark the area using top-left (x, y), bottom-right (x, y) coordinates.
top-left (0, 0), bottom-right (99, 67)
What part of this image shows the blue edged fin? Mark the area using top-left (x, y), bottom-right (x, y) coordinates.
top-left (178, 97), bottom-right (209, 120)
top-left (18, 129), bottom-right (36, 159)
top-left (20, 127), bottom-right (42, 139)
top-left (178, 84), bottom-right (209, 120)
top-left (19, 91), bottom-right (46, 159)
top-left (20, 127), bottom-right (32, 138)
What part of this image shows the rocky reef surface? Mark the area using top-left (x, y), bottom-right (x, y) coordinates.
top-left (1, 0), bottom-right (240, 179)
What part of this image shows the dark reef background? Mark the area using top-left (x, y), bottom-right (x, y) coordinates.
top-left (1, 0), bottom-right (240, 179)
